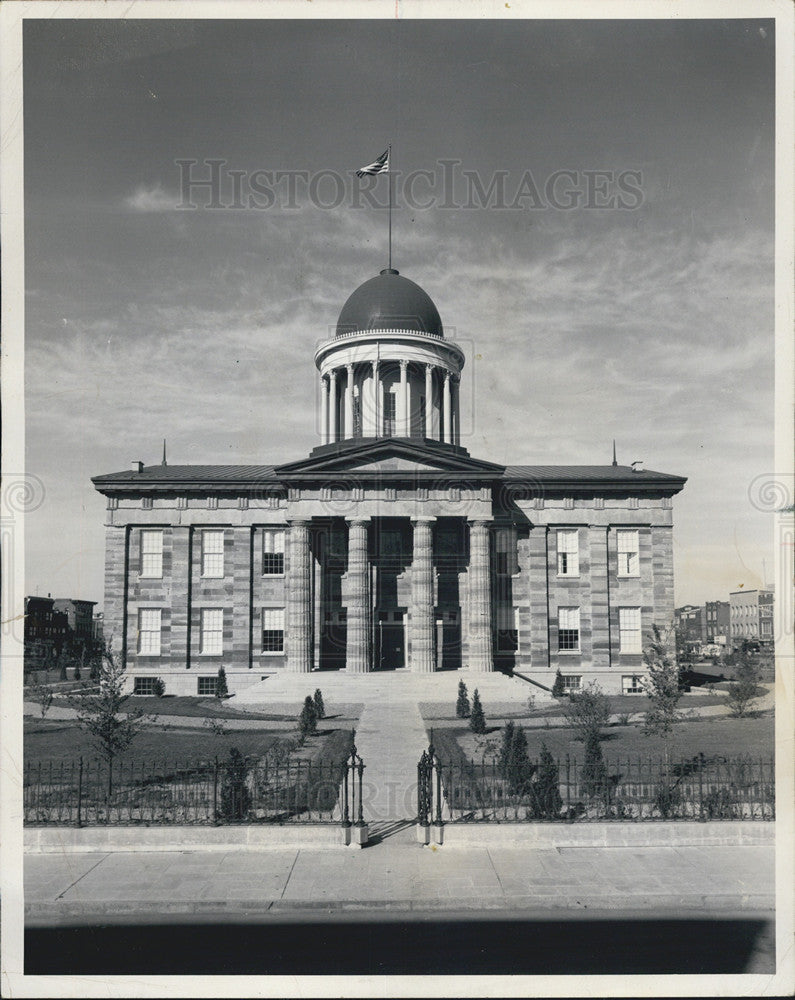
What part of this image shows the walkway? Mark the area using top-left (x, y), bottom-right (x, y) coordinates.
top-left (352, 700), bottom-right (428, 824)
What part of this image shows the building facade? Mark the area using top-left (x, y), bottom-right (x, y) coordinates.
top-left (704, 600), bottom-right (730, 645)
top-left (23, 595), bottom-right (69, 671)
top-left (93, 267), bottom-right (686, 695)
top-left (730, 589), bottom-right (774, 647)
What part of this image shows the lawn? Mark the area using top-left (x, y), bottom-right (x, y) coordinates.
top-left (24, 718), bottom-right (355, 767)
top-left (431, 711), bottom-right (775, 766)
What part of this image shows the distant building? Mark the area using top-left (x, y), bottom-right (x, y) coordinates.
top-left (704, 600), bottom-right (730, 644)
top-left (52, 598), bottom-right (97, 643)
top-left (730, 589), bottom-right (774, 647)
top-left (24, 595), bottom-right (69, 670)
top-left (674, 604), bottom-right (705, 647)
top-left (92, 611), bottom-right (105, 645)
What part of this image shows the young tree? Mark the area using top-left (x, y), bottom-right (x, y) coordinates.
top-left (215, 666), bottom-right (229, 699)
top-left (313, 688), bottom-right (326, 720)
top-left (581, 727), bottom-right (608, 798)
top-left (455, 680), bottom-right (471, 718)
top-left (504, 725), bottom-right (533, 794)
top-left (152, 677), bottom-right (166, 698)
top-left (563, 682), bottom-right (610, 742)
top-left (641, 623), bottom-right (684, 763)
top-left (469, 689), bottom-right (487, 734)
top-left (29, 674), bottom-right (54, 719)
top-left (725, 642), bottom-right (761, 718)
top-left (551, 669), bottom-right (566, 698)
top-left (533, 742), bottom-right (563, 819)
top-left (298, 696), bottom-right (318, 742)
top-left (498, 721), bottom-right (516, 778)
top-left (67, 642), bottom-right (151, 797)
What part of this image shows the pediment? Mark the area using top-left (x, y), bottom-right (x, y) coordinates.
top-left (274, 439), bottom-right (505, 479)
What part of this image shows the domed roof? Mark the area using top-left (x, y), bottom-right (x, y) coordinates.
top-left (336, 268), bottom-right (443, 338)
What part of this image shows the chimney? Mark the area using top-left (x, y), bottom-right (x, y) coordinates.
top-left (631, 460), bottom-right (644, 473)
top-left (131, 460), bottom-right (144, 473)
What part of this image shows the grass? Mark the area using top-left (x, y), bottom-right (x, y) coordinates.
top-left (433, 711), bottom-right (774, 765)
top-left (24, 718), bottom-right (356, 767)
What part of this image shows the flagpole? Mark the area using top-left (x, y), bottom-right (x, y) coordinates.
top-left (388, 142), bottom-right (392, 271)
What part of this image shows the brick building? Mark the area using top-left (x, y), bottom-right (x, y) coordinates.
top-left (92, 267), bottom-right (686, 696)
top-left (704, 600), bottom-right (730, 644)
top-left (52, 598), bottom-right (97, 644)
top-left (23, 595), bottom-right (69, 670)
top-left (730, 589), bottom-right (774, 647)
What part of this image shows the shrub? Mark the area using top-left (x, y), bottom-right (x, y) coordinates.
top-left (152, 677), bottom-right (166, 698)
top-left (73, 663), bottom-right (81, 681)
top-left (298, 696), bottom-right (318, 742)
top-left (702, 787), bottom-right (740, 820)
top-left (551, 669), bottom-right (566, 698)
top-left (215, 666), bottom-right (229, 700)
top-left (455, 680), bottom-right (471, 718)
top-left (526, 692), bottom-right (536, 713)
top-left (532, 742), bottom-right (563, 819)
top-left (581, 728), bottom-right (608, 798)
top-left (498, 721), bottom-right (516, 777)
top-left (725, 646), bottom-right (761, 718)
top-left (59, 658), bottom-right (67, 681)
top-left (564, 682), bottom-right (610, 741)
top-left (313, 688), bottom-right (326, 719)
top-left (654, 780), bottom-right (682, 818)
top-left (616, 711), bottom-right (631, 726)
top-left (501, 725), bottom-right (534, 795)
top-left (218, 747), bottom-right (251, 821)
top-left (469, 689), bottom-right (486, 734)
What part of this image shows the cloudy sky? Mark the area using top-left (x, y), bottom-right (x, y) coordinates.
top-left (22, 15), bottom-right (775, 608)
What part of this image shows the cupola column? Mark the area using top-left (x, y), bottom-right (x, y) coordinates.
top-left (467, 519), bottom-right (494, 672)
top-left (329, 369), bottom-right (338, 443)
top-left (320, 376), bottom-right (329, 445)
top-left (452, 377), bottom-right (460, 446)
top-left (443, 371), bottom-right (452, 445)
top-left (344, 363), bottom-right (354, 439)
top-left (399, 360), bottom-right (409, 436)
top-left (425, 365), bottom-right (434, 441)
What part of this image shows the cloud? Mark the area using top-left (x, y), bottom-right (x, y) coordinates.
top-left (123, 184), bottom-right (178, 213)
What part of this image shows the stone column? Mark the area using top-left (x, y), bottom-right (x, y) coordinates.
top-left (399, 359), bottom-right (408, 436)
top-left (467, 520), bottom-right (494, 671)
top-left (346, 519), bottom-right (370, 673)
top-left (410, 518), bottom-right (435, 673)
top-left (425, 364), bottom-right (434, 440)
top-left (320, 375), bottom-right (329, 445)
top-left (443, 371), bottom-right (452, 444)
top-left (328, 370), bottom-right (338, 443)
top-left (287, 520), bottom-right (312, 673)
top-left (452, 378), bottom-right (460, 445)
top-left (371, 360), bottom-right (380, 438)
top-left (344, 363), bottom-right (354, 440)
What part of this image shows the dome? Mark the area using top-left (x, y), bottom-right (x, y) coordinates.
top-left (336, 268), bottom-right (443, 338)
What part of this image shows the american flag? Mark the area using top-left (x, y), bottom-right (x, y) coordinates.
top-left (356, 149), bottom-right (389, 177)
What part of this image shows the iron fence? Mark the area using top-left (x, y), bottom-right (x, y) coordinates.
top-left (24, 748), bottom-right (365, 827)
top-left (418, 749), bottom-right (775, 824)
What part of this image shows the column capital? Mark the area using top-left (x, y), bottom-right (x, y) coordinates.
top-left (329, 367), bottom-right (338, 381)
top-left (345, 516), bottom-right (371, 527)
top-left (425, 362), bottom-right (435, 374)
top-left (346, 361), bottom-right (354, 373)
top-left (468, 518), bottom-right (492, 530)
top-left (287, 518), bottom-right (311, 528)
top-left (410, 515), bottom-right (436, 526)
top-left (399, 358), bottom-right (408, 372)
top-left (443, 369), bottom-right (451, 382)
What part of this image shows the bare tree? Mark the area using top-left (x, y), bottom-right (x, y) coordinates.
top-left (641, 623), bottom-right (684, 763)
top-left (67, 640), bottom-right (153, 797)
top-left (563, 681), bottom-right (611, 741)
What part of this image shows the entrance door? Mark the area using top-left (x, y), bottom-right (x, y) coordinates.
top-left (377, 611), bottom-right (405, 670)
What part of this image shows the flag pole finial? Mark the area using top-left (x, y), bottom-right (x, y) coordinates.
top-left (612, 439), bottom-right (617, 467)
top-left (162, 439), bottom-right (167, 467)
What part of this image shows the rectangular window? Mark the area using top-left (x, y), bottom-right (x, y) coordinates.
top-left (197, 676), bottom-right (217, 696)
top-left (557, 529), bottom-right (579, 576)
top-left (619, 606), bottom-right (642, 654)
top-left (201, 530), bottom-right (225, 578)
top-left (616, 530), bottom-right (639, 577)
top-left (496, 605), bottom-right (519, 651)
top-left (133, 677), bottom-right (157, 695)
top-left (384, 390), bottom-right (397, 437)
top-left (262, 607), bottom-right (285, 652)
top-left (558, 606), bottom-right (580, 651)
top-left (622, 674), bottom-right (644, 694)
top-left (495, 529), bottom-right (514, 575)
top-left (137, 608), bottom-right (161, 655)
top-left (262, 529), bottom-right (285, 574)
top-left (200, 608), bottom-right (223, 655)
top-left (140, 530), bottom-right (163, 578)
top-left (561, 674), bottom-right (581, 693)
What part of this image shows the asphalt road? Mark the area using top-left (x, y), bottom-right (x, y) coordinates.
top-left (26, 909), bottom-right (775, 976)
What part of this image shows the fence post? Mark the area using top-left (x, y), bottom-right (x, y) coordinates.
top-left (435, 755), bottom-right (443, 826)
top-left (77, 756), bottom-right (83, 828)
top-left (698, 753), bottom-right (704, 821)
top-left (213, 756), bottom-right (219, 824)
top-left (565, 755), bottom-right (571, 820)
top-left (342, 753), bottom-right (350, 827)
top-left (355, 758), bottom-right (365, 827)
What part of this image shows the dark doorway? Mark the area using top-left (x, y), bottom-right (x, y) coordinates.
top-left (377, 610), bottom-right (405, 670)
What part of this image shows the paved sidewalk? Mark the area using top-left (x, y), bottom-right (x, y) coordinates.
top-left (353, 701), bottom-right (429, 822)
top-left (25, 839), bottom-right (774, 923)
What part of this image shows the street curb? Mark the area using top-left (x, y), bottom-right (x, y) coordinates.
top-left (25, 892), bottom-right (775, 925)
